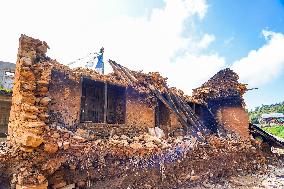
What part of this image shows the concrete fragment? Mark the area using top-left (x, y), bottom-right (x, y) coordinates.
top-left (154, 127), bottom-right (165, 139)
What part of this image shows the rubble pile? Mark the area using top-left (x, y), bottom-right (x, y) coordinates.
top-left (132, 71), bottom-right (168, 93)
top-left (0, 131), bottom-right (269, 188)
top-left (51, 61), bottom-right (130, 87)
top-left (192, 68), bottom-right (247, 102)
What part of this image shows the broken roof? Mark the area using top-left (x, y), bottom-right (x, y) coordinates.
top-left (261, 113), bottom-right (284, 119)
top-left (18, 35), bottom-right (247, 106)
top-left (192, 68), bottom-right (247, 101)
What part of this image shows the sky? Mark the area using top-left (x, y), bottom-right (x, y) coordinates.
top-left (0, 0), bottom-right (284, 110)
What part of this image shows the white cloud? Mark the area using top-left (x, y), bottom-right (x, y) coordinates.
top-left (197, 34), bottom-right (215, 49)
top-left (166, 53), bottom-right (225, 93)
top-left (93, 0), bottom-right (223, 94)
top-left (231, 30), bottom-right (284, 87)
top-left (0, 0), bottom-right (225, 95)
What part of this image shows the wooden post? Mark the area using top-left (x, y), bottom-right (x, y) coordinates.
top-left (155, 99), bottom-right (160, 128)
top-left (104, 82), bottom-right (107, 123)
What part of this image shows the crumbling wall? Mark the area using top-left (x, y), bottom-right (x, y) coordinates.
top-left (8, 35), bottom-right (52, 150)
top-left (47, 70), bottom-right (81, 128)
top-left (126, 90), bottom-right (155, 130)
top-left (169, 112), bottom-right (184, 136)
top-left (207, 97), bottom-right (250, 138)
top-left (194, 104), bottom-right (218, 133)
top-left (0, 35), bottom-right (272, 189)
top-left (192, 68), bottom-right (249, 139)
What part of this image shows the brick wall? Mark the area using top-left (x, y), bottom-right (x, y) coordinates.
top-left (8, 35), bottom-right (52, 150)
top-left (126, 90), bottom-right (155, 130)
top-left (47, 70), bottom-right (81, 128)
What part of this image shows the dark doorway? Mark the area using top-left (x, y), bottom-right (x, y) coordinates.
top-left (80, 79), bottom-right (105, 123)
top-left (155, 99), bottom-right (170, 127)
top-left (107, 84), bottom-right (126, 124)
top-left (80, 78), bottom-right (126, 124)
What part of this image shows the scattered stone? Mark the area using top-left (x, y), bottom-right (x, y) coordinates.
top-left (44, 142), bottom-right (58, 154)
top-left (130, 142), bottom-right (143, 150)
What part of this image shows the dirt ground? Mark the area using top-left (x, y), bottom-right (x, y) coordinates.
top-left (183, 160), bottom-right (284, 189)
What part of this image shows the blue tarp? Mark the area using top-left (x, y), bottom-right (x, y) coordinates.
top-left (95, 53), bottom-right (104, 69)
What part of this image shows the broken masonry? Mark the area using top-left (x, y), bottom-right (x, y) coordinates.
top-left (0, 35), bottom-right (264, 189)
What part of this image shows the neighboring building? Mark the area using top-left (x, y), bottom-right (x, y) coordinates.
top-left (259, 113), bottom-right (284, 127)
top-left (0, 90), bottom-right (12, 137)
top-left (0, 61), bottom-right (14, 138)
top-left (0, 60), bottom-right (15, 90)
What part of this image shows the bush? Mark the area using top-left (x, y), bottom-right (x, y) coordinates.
top-left (262, 125), bottom-right (284, 139)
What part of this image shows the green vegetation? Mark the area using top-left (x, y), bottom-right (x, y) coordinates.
top-left (262, 125), bottom-right (284, 139)
top-left (0, 86), bottom-right (12, 93)
top-left (248, 102), bottom-right (284, 124)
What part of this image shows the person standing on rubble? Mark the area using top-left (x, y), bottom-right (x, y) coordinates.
top-left (84, 47), bottom-right (104, 74)
top-left (95, 47), bottom-right (104, 74)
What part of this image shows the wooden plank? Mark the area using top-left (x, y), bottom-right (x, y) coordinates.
top-left (164, 91), bottom-right (204, 139)
top-left (155, 100), bottom-right (160, 128)
top-left (168, 92), bottom-right (201, 130)
top-left (109, 60), bottom-right (133, 85)
top-left (170, 92), bottom-right (209, 135)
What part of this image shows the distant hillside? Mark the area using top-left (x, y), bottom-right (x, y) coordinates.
top-left (249, 102), bottom-right (284, 124)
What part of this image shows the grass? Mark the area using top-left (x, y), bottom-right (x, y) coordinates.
top-left (0, 86), bottom-right (12, 93)
top-left (263, 125), bottom-right (284, 139)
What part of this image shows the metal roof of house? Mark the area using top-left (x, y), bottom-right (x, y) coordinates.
top-left (0, 61), bottom-right (15, 71)
top-left (261, 113), bottom-right (284, 119)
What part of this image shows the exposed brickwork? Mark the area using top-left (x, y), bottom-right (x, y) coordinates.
top-left (126, 91), bottom-right (155, 130)
top-left (48, 70), bottom-right (81, 128)
top-left (8, 35), bottom-right (52, 150)
top-left (216, 107), bottom-right (250, 138)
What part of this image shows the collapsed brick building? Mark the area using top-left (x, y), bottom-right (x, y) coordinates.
top-left (0, 35), bottom-right (266, 189)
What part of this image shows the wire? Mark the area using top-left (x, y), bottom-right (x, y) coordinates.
top-left (67, 52), bottom-right (99, 66)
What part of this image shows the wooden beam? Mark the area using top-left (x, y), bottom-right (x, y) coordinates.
top-left (163, 91), bottom-right (204, 139)
top-left (170, 92), bottom-right (210, 135)
top-left (109, 60), bottom-right (133, 85)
